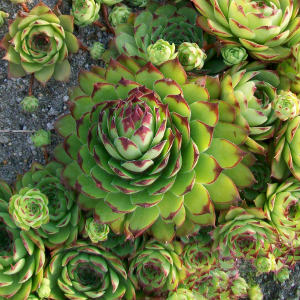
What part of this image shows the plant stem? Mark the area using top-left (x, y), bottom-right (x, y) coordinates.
top-left (101, 4), bottom-right (115, 35)
top-left (80, 43), bottom-right (89, 51)
top-left (42, 146), bottom-right (49, 164)
top-left (202, 43), bottom-right (215, 52)
top-left (28, 73), bottom-right (34, 96)
top-left (20, 3), bottom-right (29, 13)
top-left (93, 20), bottom-right (107, 31)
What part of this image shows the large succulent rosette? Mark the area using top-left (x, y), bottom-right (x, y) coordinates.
top-left (220, 61), bottom-right (279, 154)
top-left (54, 55), bottom-right (254, 242)
top-left (0, 2), bottom-right (80, 85)
top-left (102, 1), bottom-right (224, 74)
top-left (14, 161), bottom-right (83, 249)
top-left (212, 206), bottom-right (278, 260)
top-left (254, 178), bottom-right (300, 242)
top-left (192, 0), bottom-right (300, 62)
top-left (45, 241), bottom-right (135, 299)
top-left (272, 116), bottom-right (300, 181)
top-left (128, 239), bottom-right (188, 296)
top-left (0, 181), bottom-right (46, 299)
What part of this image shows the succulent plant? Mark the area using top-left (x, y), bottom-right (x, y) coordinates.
top-left (20, 95), bottom-right (39, 112)
top-left (83, 217), bottom-right (110, 242)
top-left (167, 287), bottom-right (196, 300)
top-left (102, 1), bottom-right (225, 74)
top-left (130, 0), bottom-right (149, 7)
top-left (212, 206), bottom-right (278, 260)
top-left (192, 0), bottom-right (300, 62)
top-left (231, 277), bottom-right (249, 297)
top-left (248, 285), bottom-right (263, 300)
top-left (254, 178), bottom-right (300, 242)
top-left (242, 155), bottom-right (271, 201)
top-left (15, 161), bottom-right (84, 249)
top-left (89, 41), bottom-right (105, 60)
top-left (9, 0), bottom-right (28, 3)
top-left (54, 55), bottom-right (254, 242)
top-left (177, 42), bottom-right (207, 71)
top-left (28, 295), bottom-right (39, 300)
top-left (220, 61), bottom-right (279, 154)
top-left (0, 2), bottom-right (80, 85)
top-left (128, 239), bottom-right (187, 296)
top-left (221, 46), bottom-right (248, 66)
top-left (0, 10), bottom-right (8, 27)
top-left (0, 181), bottom-right (46, 299)
top-left (37, 278), bottom-right (51, 298)
top-left (271, 116), bottom-right (300, 180)
top-left (71, 0), bottom-right (101, 27)
top-left (31, 129), bottom-right (51, 148)
top-left (8, 187), bottom-right (49, 231)
top-left (147, 39), bottom-right (177, 66)
top-left (45, 241), bottom-right (135, 299)
top-left (275, 267), bottom-right (290, 282)
top-left (100, 0), bottom-right (122, 5)
top-left (272, 91), bottom-right (300, 121)
top-left (254, 255), bottom-right (276, 273)
top-left (109, 4), bottom-right (131, 27)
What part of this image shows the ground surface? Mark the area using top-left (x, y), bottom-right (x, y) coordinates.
top-left (0, 0), bottom-right (299, 299)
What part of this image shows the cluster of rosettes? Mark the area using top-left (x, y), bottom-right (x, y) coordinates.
top-left (3, 0), bottom-right (300, 299)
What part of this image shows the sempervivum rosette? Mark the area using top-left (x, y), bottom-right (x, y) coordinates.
top-left (0, 2), bottom-right (80, 85)
top-left (192, 0), bottom-right (300, 62)
top-left (102, 1), bottom-right (224, 74)
top-left (254, 178), bottom-right (300, 242)
top-left (220, 61), bottom-right (279, 154)
top-left (0, 181), bottom-right (45, 299)
top-left (212, 206), bottom-right (278, 260)
top-left (14, 161), bottom-right (84, 249)
top-left (128, 239), bottom-right (188, 296)
top-left (45, 241), bottom-right (135, 300)
top-left (54, 55), bottom-right (254, 242)
top-left (71, 0), bottom-right (101, 27)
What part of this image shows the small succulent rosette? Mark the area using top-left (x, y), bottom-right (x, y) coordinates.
top-left (0, 2), bottom-right (80, 85)
top-left (71, 0), bottom-right (100, 27)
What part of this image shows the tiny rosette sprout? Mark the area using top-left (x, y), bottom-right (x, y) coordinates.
top-left (0, 2), bottom-right (80, 85)
top-left (275, 267), bottom-right (289, 283)
top-left (167, 287), bottom-right (195, 300)
top-left (8, 187), bottom-right (49, 231)
top-left (45, 241), bottom-right (135, 300)
top-left (84, 217), bottom-right (110, 243)
top-left (254, 255), bottom-right (276, 273)
top-left (254, 179), bottom-right (300, 242)
top-left (272, 91), bottom-right (300, 121)
top-left (15, 161), bottom-right (84, 249)
top-left (130, 0), bottom-right (149, 7)
top-left (90, 41), bottom-right (105, 60)
top-left (20, 95), bottom-right (39, 113)
top-left (212, 206), bottom-right (278, 260)
top-left (192, 0), bottom-right (300, 62)
top-left (0, 11), bottom-right (8, 27)
top-left (147, 39), bottom-right (177, 66)
top-left (31, 129), bottom-right (51, 147)
top-left (128, 240), bottom-right (188, 296)
top-left (71, 0), bottom-right (101, 27)
top-left (37, 278), bottom-right (51, 298)
top-left (100, 0), bottom-right (122, 5)
top-left (248, 285), bottom-right (263, 300)
top-left (0, 181), bottom-right (46, 299)
top-left (221, 46), bottom-right (248, 66)
top-left (109, 4), bottom-right (131, 27)
top-left (177, 42), bottom-right (207, 71)
top-left (231, 277), bottom-right (249, 297)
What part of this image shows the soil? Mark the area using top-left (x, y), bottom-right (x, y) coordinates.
top-left (0, 0), bottom-right (299, 299)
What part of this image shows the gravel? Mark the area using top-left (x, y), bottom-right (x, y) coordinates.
top-left (0, 0), bottom-right (299, 299)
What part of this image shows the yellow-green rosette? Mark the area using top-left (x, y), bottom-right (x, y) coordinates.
top-left (147, 39), bottom-right (177, 66)
top-left (8, 187), bottom-right (49, 231)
